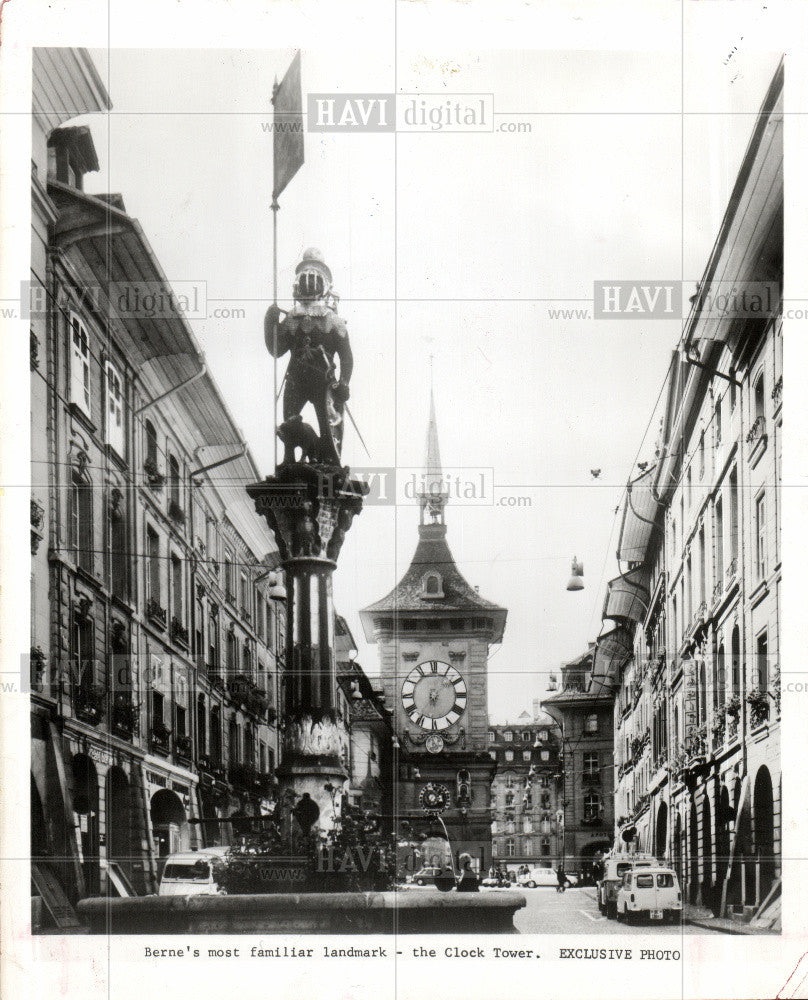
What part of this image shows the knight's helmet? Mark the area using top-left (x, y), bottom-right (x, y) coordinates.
top-left (293, 247), bottom-right (338, 310)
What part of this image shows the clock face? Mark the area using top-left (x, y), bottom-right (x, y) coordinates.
top-left (419, 782), bottom-right (450, 813)
top-left (401, 660), bottom-right (467, 731)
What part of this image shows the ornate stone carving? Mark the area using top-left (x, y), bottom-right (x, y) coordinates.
top-left (247, 464), bottom-right (367, 563)
top-left (283, 714), bottom-right (349, 758)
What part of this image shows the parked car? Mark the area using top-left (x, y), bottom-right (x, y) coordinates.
top-left (598, 853), bottom-right (657, 918)
top-left (412, 866), bottom-right (445, 887)
top-left (158, 847), bottom-right (230, 897)
top-left (517, 867), bottom-right (559, 888)
top-left (616, 866), bottom-right (682, 924)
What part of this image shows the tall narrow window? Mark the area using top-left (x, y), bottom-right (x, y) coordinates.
top-left (108, 488), bottom-right (127, 600)
top-left (72, 612), bottom-right (94, 694)
top-left (197, 695), bottom-right (207, 755)
top-left (714, 498), bottom-right (724, 585)
top-left (168, 455), bottom-right (182, 513)
top-left (686, 555), bottom-right (692, 624)
top-left (224, 550), bottom-right (234, 601)
top-left (583, 792), bottom-right (601, 822)
top-left (756, 631), bottom-right (769, 693)
top-left (210, 705), bottom-right (222, 763)
top-left (756, 492), bottom-right (767, 580)
top-left (208, 614), bottom-right (219, 672)
top-left (729, 467), bottom-right (739, 565)
top-left (171, 554), bottom-right (183, 624)
top-left (715, 397), bottom-right (722, 448)
top-left (145, 420), bottom-right (158, 466)
top-left (731, 625), bottom-right (740, 696)
top-left (698, 432), bottom-right (705, 479)
top-left (698, 527), bottom-right (706, 607)
top-left (70, 315), bottom-right (91, 415)
top-left (716, 644), bottom-right (726, 708)
top-left (754, 372), bottom-right (766, 421)
top-left (146, 527), bottom-right (161, 605)
top-left (70, 468), bottom-right (94, 573)
top-left (105, 361), bottom-right (124, 455)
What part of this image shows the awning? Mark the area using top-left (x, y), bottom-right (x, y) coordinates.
top-left (589, 626), bottom-right (634, 694)
top-left (603, 566), bottom-right (651, 627)
top-left (617, 466), bottom-right (663, 565)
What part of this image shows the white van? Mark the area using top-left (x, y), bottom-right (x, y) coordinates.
top-left (598, 853), bottom-right (658, 918)
top-left (615, 866), bottom-right (682, 924)
top-left (157, 847), bottom-right (230, 897)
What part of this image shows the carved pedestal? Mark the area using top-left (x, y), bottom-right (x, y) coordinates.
top-left (247, 463), bottom-right (367, 830)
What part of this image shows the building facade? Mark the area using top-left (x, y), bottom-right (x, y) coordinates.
top-left (30, 48), bottom-right (285, 918)
top-left (542, 649), bottom-right (615, 882)
top-left (605, 64), bottom-right (782, 921)
top-left (360, 393), bottom-right (506, 873)
top-left (336, 615), bottom-right (395, 828)
top-left (488, 705), bottom-right (562, 869)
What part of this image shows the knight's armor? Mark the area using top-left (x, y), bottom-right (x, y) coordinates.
top-left (265, 248), bottom-right (353, 466)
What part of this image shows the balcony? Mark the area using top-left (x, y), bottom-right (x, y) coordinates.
top-left (227, 673), bottom-right (253, 704)
top-left (174, 734), bottom-right (193, 763)
top-left (747, 688), bottom-right (770, 729)
top-left (111, 697), bottom-right (138, 738)
top-left (198, 754), bottom-right (226, 782)
top-left (228, 762), bottom-right (275, 798)
top-left (746, 415), bottom-right (766, 446)
top-left (150, 720), bottom-right (172, 755)
top-left (143, 458), bottom-right (165, 491)
top-left (772, 375), bottom-right (783, 408)
top-left (146, 599), bottom-right (167, 630)
top-left (247, 686), bottom-right (270, 718)
top-left (170, 616), bottom-right (189, 648)
top-left (75, 683), bottom-right (106, 725)
top-left (168, 499), bottom-right (185, 524)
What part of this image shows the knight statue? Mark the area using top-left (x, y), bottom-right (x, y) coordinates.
top-left (264, 248), bottom-right (353, 467)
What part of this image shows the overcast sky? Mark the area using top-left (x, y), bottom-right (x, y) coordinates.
top-left (73, 39), bottom-right (781, 722)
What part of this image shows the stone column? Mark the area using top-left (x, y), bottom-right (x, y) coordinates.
top-left (247, 463), bottom-right (366, 831)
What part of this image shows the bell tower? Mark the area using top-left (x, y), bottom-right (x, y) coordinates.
top-left (359, 392), bottom-right (507, 872)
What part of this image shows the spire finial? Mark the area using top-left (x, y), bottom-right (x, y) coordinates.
top-left (419, 367), bottom-right (448, 526)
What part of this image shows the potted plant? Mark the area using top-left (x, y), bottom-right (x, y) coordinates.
top-left (746, 687), bottom-right (770, 728)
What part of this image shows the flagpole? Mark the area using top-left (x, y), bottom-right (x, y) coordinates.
top-left (272, 194), bottom-right (279, 472)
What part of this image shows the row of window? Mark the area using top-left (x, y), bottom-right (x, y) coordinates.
top-left (493, 838), bottom-right (553, 858)
top-left (501, 774), bottom-right (552, 789)
top-left (489, 728), bottom-right (551, 743)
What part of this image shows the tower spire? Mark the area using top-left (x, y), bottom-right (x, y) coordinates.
top-left (419, 381), bottom-right (448, 526)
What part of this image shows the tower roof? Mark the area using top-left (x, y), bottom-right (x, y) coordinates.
top-left (360, 390), bottom-right (507, 643)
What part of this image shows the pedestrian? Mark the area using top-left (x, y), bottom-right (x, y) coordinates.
top-left (556, 865), bottom-right (568, 893)
top-left (456, 854), bottom-right (479, 893)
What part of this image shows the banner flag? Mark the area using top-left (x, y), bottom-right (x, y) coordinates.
top-left (273, 51), bottom-right (304, 201)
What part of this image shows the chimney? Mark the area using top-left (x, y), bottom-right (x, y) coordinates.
top-left (532, 698), bottom-right (539, 720)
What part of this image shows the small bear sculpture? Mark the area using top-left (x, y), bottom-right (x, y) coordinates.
top-left (277, 414), bottom-right (321, 465)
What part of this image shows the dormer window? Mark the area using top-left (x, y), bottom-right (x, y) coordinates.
top-left (421, 571), bottom-right (444, 598)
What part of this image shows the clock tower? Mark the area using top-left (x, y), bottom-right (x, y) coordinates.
top-left (359, 391), bottom-right (507, 872)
